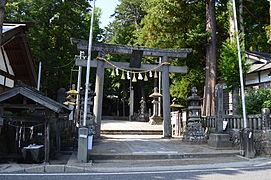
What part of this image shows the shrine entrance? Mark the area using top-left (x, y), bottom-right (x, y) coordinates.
top-left (72, 39), bottom-right (191, 138)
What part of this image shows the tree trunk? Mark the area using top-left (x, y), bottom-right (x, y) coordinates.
top-left (239, 0), bottom-right (245, 47)
top-left (232, 86), bottom-right (239, 115)
top-left (229, 0), bottom-right (244, 42)
top-left (202, 0), bottom-right (217, 117)
top-left (0, 0), bottom-right (6, 44)
top-left (229, 0), bottom-right (235, 42)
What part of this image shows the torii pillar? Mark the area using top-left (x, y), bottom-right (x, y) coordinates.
top-left (93, 59), bottom-right (105, 136)
top-left (162, 56), bottom-right (171, 138)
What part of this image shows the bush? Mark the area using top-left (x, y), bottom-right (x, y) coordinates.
top-left (237, 88), bottom-right (271, 114)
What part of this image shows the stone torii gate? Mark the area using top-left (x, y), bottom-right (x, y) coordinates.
top-left (71, 39), bottom-right (192, 138)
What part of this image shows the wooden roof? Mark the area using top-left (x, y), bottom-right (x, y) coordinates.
top-left (246, 51), bottom-right (271, 74)
top-left (1, 23), bottom-right (37, 87)
top-left (0, 82), bottom-right (71, 113)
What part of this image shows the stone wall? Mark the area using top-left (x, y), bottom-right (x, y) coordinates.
top-left (224, 129), bottom-right (271, 156)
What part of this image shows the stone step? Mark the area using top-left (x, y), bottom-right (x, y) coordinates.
top-left (89, 152), bottom-right (239, 161)
top-left (100, 130), bottom-right (163, 135)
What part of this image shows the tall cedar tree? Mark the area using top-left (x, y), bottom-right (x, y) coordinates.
top-left (202, 0), bottom-right (217, 116)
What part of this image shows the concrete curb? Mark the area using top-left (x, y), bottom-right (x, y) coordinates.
top-left (0, 161), bottom-right (270, 174)
top-left (1, 158), bottom-right (271, 173)
top-left (0, 164), bottom-right (94, 173)
top-left (88, 160), bottom-right (271, 173)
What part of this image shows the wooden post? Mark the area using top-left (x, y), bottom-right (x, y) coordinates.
top-left (162, 56), bottom-right (172, 138)
top-left (129, 87), bottom-right (134, 121)
top-left (93, 59), bottom-right (105, 137)
top-left (44, 119), bottom-right (50, 163)
top-left (55, 117), bottom-right (60, 153)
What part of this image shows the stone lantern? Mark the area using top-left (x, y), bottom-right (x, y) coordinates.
top-left (149, 87), bottom-right (163, 125)
top-left (183, 87), bottom-right (205, 142)
top-left (170, 98), bottom-right (184, 111)
top-left (137, 97), bottom-right (148, 122)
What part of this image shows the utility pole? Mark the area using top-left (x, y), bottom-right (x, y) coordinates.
top-left (83, 0), bottom-right (95, 127)
top-left (232, 0), bottom-right (255, 158)
top-left (78, 0), bottom-right (96, 164)
top-left (232, 0), bottom-right (247, 128)
top-left (37, 62), bottom-right (42, 91)
top-left (158, 57), bottom-right (162, 116)
top-left (76, 51), bottom-right (84, 111)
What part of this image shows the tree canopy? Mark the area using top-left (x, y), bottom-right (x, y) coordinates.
top-left (3, 0), bottom-right (271, 107)
top-left (4, 0), bottom-right (103, 97)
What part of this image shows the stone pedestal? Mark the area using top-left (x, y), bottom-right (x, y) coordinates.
top-left (77, 128), bottom-right (88, 163)
top-left (208, 133), bottom-right (232, 149)
top-left (183, 122), bottom-right (205, 142)
top-left (240, 128), bottom-right (256, 158)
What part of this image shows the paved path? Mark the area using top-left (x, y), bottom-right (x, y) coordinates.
top-left (90, 135), bottom-right (239, 158)
top-left (92, 120), bottom-right (239, 160)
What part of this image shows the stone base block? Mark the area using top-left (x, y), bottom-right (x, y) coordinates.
top-left (24, 165), bottom-right (45, 173)
top-left (45, 165), bottom-right (65, 173)
top-left (65, 165), bottom-right (85, 173)
top-left (149, 116), bottom-right (162, 125)
top-left (262, 130), bottom-right (271, 156)
top-left (208, 133), bottom-right (232, 149)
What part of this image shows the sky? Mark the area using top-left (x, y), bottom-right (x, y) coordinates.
top-left (95, 0), bottom-right (120, 28)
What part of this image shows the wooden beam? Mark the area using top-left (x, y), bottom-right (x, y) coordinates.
top-left (3, 116), bottom-right (46, 122)
top-left (0, 69), bottom-right (15, 79)
top-left (71, 39), bottom-right (192, 58)
top-left (75, 59), bottom-right (187, 74)
top-left (44, 120), bottom-right (50, 163)
top-left (21, 89), bottom-right (62, 113)
top-left (0, 103), bottom-right (46, 110)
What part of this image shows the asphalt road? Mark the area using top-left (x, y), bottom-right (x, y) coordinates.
top-left (1, 165), bottom-right (271, 180)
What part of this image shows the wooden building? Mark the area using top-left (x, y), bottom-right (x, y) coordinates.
top-left (245, 50), bottom-right (271, 88)
top-left (0, 82), bottom-right (71, 163)
top-left (216, 51), bottom-right (271, 115)
top-left (0, 23), bottom-right (37, 92)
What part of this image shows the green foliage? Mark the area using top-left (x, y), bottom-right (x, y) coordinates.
top-left (5, 0), bottom-right (271, 103)
top-left (5, 0), bottom-right (103, 97)
top-left (170, 69), bottom-right (204, 104)
top-left (136, 0), bottom-right (206, 49)
top-left (218, 38), bottom-right (250, 90)
top-left (135, 0), bottom-right (208, 101)
top-left (105, 0), bottom-right (146, 46)
top-left (237, 88), bottom-right (271, 115)
top-left (243, 0), bottom-right (270, 52)
top-left (263, 100), bottom-right (271, 109)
